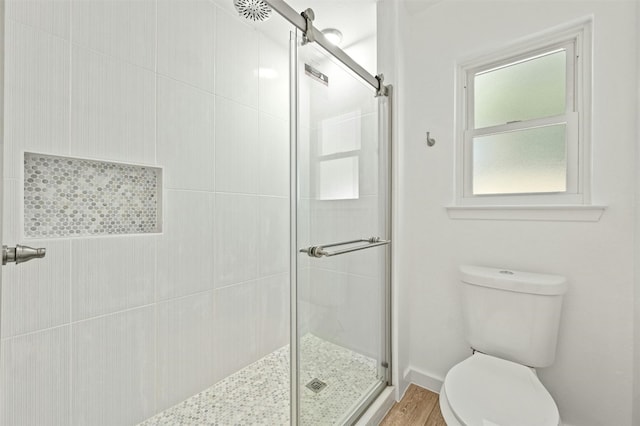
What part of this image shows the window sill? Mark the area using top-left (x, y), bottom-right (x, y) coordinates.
top-left (445, 205), bottom-right (606, 222)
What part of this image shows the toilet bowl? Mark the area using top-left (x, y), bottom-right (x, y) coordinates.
top-left (439, 352), bottom-right (561, 426)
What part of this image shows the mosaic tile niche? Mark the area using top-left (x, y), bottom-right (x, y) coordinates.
top-left (24, 153), bottom-right (161, 238)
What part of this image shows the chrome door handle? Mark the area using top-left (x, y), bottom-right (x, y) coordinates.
top-left (2, 245), bottom-right (46, 265)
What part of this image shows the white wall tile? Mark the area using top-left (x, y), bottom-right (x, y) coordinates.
top-left (71, 236), bottom-right (156, 321)
top-left (308, 200), bottom-right (350, 273)
top-left (156, 291), bottom-right (215, 411)
top-left (309, 196), bottom-right (383, 274)
top-left (72, 307), bottom-right (155, 426)
top-left (157, 190), bottom-right (215, 300)
top-left (157, 0), bottom-right (216, 92)
top-left (3, 178), bottom-right (20, 243)
top-left (297, 197), bottom-right (311, 270)
top-left (341, 273), bottom-right (381, 358)
top-left (310, 268), bottom-right (348, 309)
top-left (258, 113), bottom-right (288, 197)
top-left (256, 273), bottom-right (289, 357)
top-left (1, 240), bottom-right (70, 337)
top-left (215, 9), bottom-right (258, 107)
top-left (7, 0), bottom-right (70, 39)
top-left (214, 97), bottom-right (258, 193)
top-left (258, 35), bottom-right (289, 120)
top-left (214, 193), bottom-right (258, 287)
top-left (307, 269), bottom-right (380, 357)
top-left (213, 281), bottom-right (258, 380)
top-left (297, 267), bottom-right (312, 337)
top-left (157, 77), bottom-right (215, 191)
top-left (345, 196), bottom-right (384, 278)
top-left (71, 0), bottom-right (155, 70)
top-left (346, 243), bottom-right (384, 280)
top-left (258, 196), bottom-right (289, 277)
top-left (1, 326), bottom-right (71, 426)
top-left (70, 46), bottom-right (156, 165)
top-left (359, 113), bottom-right (379, 197)
top-left (4, 20), bottom-right (69, 179)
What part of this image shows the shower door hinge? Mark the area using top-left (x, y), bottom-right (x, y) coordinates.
top-left (381, 361), bottom-right (389, 369)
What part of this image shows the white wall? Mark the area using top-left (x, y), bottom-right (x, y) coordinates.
top-left (634, 2), bottom-right (640, 425)
top-left (0, 0), bottom-right (290, 424)
top-left (388, 1), bottom-right (638, 425)
top-left (377, 0), bottom-right (411, 401)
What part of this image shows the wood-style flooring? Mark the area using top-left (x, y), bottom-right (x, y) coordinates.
top-left (379, 384), bottom-right (447, 426)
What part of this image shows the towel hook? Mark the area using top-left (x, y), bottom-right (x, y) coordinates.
top-left (426, 132), bottom-right (436, 147)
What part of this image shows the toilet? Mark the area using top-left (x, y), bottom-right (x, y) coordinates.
top-left (439, 265), bottom-right (568, 426)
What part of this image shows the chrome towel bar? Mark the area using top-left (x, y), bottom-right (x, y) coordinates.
top-left (300, 237), bottom-right (390, 258)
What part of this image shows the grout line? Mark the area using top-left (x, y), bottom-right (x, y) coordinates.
top-left (0, 322), bottom-right (70, 343)
top-left (156, 72), bottom-right (216, 97)
top-left (165, 187), bottom-right (289, 198)
top-left (307, 265), bottom-right (381, 281)
top-left (5, 16), bottom-right (68, 43)
top-left (213, 271), bottom-right (289, 292)
top-left (3, 303), bottom-right (158, 343)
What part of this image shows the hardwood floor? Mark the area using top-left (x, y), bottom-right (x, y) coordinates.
top-left (379, 384), bottom-right (447, 426)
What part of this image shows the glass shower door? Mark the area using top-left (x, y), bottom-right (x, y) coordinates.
top-left (294, 32), bottom-right (390, 425)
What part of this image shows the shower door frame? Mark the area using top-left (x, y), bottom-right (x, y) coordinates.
top-left (266, 1), bottom-right (392, 424)
top-left (286, 19), bottom-right (393, 426)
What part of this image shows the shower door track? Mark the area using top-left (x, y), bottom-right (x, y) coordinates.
top-left (264, 0), bottom-right (389, 96)
top-left (282, 0), bottom-right (394, 423)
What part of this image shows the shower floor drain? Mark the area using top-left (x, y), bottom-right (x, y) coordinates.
top-left (306, 378), bottom-right (327, 393)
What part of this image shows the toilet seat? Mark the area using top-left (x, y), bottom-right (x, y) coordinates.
top-left (441, 353), bottom-right (560, 426)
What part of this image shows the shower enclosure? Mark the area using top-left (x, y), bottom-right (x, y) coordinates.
top-left (0, 0), bottom-right (391, 424)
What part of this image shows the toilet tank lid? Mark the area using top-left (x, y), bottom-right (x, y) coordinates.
top-left (460, 265), bottom-right (568, 295)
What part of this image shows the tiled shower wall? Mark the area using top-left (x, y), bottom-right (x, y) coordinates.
top-left (0, 0), bottom-right (290, 424)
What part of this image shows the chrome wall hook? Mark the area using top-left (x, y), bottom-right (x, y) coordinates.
top-left (426, 132), bottom-right (436, 147)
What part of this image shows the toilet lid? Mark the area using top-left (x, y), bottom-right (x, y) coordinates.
top-left (444, 353), bottom-right (559, 426)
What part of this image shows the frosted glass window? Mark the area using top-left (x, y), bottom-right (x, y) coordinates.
top-left (472, 124), bottom-right (567, 195)
top-left (474, 50), bottom-right (566, 129)
top-left (318, 157), bottom-right (359, 200)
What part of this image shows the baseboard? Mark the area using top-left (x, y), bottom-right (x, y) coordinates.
top-left (403, 366), bottom-right (444, 394)
top-left (354, 386), bottom-right (396, 426)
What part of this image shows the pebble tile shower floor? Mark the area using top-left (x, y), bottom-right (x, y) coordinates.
top-left (139, 334), bottom-right (380, 425)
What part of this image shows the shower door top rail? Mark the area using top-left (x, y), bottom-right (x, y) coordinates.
top-left (300, 237), bottom-right (390, 258)
top-left (264, 0), bottom-right (388, 96)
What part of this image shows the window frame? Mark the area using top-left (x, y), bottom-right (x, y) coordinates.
top-left (455, 22), bottom-right (591, 206)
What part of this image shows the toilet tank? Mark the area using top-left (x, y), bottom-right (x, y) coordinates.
top-left (460, 265), bottom-right (568, 368)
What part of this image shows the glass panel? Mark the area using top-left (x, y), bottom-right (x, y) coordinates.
top-left (472, 124), bottom-right (567, 195)
top-left (474, 49), bottom-right (566, 128)
top-left (318, 157), bottom-right (360, 200)
top-left (296, 34), bottom-right (388, 424)
top-left (320, 111), bottom-right (362, 155)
